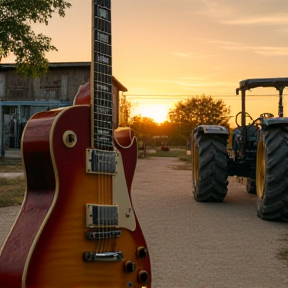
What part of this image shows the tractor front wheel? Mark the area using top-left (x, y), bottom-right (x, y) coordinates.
top-left (192, 131), bottom-right (229, 202)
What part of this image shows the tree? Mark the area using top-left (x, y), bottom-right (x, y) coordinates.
top-left (0, 0), bottom-right (71, 77)
top-left (130, 116), bottom-right (158, 146)
top-left (119, 95), bottom-right (137, 127)
top-left (169, 94), bottom-right (230, 144)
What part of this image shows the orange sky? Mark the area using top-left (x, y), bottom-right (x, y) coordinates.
top-left (2, 0), bottom-right (288, 123)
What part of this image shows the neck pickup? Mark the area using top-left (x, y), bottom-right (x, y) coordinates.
top-left (86, 149), bottom-right (116, 174)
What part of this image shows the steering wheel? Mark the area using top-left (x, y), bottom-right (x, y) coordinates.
top-left (235, 112), bottom-right (254, 127)
top-left (259, 113), bottom-right (274, 118)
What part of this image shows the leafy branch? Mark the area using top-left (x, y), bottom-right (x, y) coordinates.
top-left (0, 0), bottom-right (71, 77)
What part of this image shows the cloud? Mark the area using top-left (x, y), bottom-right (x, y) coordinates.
top-left (173, 80), bottom-right (235, 87)
top-left (256, 47), bottom-right (288, 56)
top-left (207, 40), bottom-right (288, 56)
top-left (172, 53), bottom-right (192, 58)
top-left (172, 52), bottom-right (219, 58)
top-left (221, 14), bottom-right (288, 26)
top-left (154, 77), bottom-right (235, 88)
top-left (193, 0), bottom-right (288, 28)
top-left (194, 0), bottom-right (234, 18)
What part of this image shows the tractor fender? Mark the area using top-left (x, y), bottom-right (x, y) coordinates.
top-left (261, 117), bottom-right (288, 127)
top-left (194, 125), bottom-right (229, 136)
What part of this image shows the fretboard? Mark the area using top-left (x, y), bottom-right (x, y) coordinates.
top-left (91, 0), bottom-right (113, 151)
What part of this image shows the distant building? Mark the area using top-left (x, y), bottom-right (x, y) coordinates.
top-left (0, 62), bottom-right (127, 155)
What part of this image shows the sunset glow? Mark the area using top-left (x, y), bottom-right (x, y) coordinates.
top-left (2, 0), bottom-right (287, 121)
top-left (134, 104), bottom-right (170, 124)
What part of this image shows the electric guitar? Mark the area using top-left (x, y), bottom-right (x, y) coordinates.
top-left (0, 1), bottom-right (152, 287)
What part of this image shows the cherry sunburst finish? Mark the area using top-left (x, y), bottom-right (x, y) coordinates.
top-left (0, 1), bottom-right (152, 287)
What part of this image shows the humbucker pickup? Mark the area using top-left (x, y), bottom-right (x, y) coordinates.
top-left (86, 204), bottom-right (119, 228)
top-left (86, 149), bottom-right (117, 175)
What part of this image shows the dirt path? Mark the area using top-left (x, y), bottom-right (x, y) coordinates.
top-left (132, 158), bottom-right (288, 288)
top-left (1, 157), bottom-right (288, 288)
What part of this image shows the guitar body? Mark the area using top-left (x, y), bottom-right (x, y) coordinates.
top-left (1, 1), bottom-right (152, 287)
top-left (0, 105), bottom-right (151, 288)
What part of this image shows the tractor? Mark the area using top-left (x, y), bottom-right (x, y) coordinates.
top-left (191, 77), bottom-right (288, 221)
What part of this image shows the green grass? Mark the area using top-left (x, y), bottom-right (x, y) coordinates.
top-left (0, 157), bottom-right (25, 207)
top-left (144, 147), bottom-right (192, 171)
top-left (0, 157), bottom-right (23, 172)
top-left (0, 148), bottom-right (192, 207)
top-left (280, 249), bottom-right (288, 263)
top-left (278, 236), bottom-right (288, 266)
top-left (146, 147), bottom-right (192, 162)
top-left (0, 177), bottom-right (25, 207)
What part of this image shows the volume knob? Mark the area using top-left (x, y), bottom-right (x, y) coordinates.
top-left (137, 246), bottom-right (147, 258)
top-left (138, 270), bottom-right (149, 284)
top-left (124, 260), bottom-right (136, 273)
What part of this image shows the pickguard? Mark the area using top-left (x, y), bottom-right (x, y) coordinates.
top-left (112, 151), bottom-right (136, 231)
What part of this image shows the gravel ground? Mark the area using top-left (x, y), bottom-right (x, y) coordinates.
top-left (1, 157), bottom-right (288, 288)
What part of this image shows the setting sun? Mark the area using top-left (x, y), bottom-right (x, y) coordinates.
top-left (133, 104), bottom-right (169, 124)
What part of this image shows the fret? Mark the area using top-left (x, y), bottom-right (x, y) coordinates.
top-left (94, 43), bottom-right (111, 57)
top-left (95, 132), bottom-right (113, 141)
top-left (94, 105), bottom-right (112, 114)
top-left (94, 127), bottom-right (112, 138)
top-left (96, 54), bottom-right (111, 65)
top-left (95, 18), bottom-right (111, 34)
top-left (94, 119), bottom-right (112, 128)
top-left (94, 91), bottom-right (111, 101)
top-left (94, 138), bottom-right (113, 146)
top-left (95, 99), bottom-right (112, 108)
top-left (96, 31), bottom-right (111, 45)
top-left (94, 0), bottom-right (111, 12)
top-left (95, 81), bottom-right (111, 91)
top-left (93, 143), bottom-right (114, 151)
top-left (94, 63), bottom-right (112, 75)
top-left (94, 119), bottom-right (112, 127)
top-left (93, 137), bottom-right (113, 149)
top-left (95, 129), bottom-right (113, 137)
top-left (94, 74), bottom-right (111, 87)
top-left (94, 120), bottom-right (112, 138)
top-left (94, 135), bottom-right (113, 144)
top-left (96, 7), bottom-right (111, 22)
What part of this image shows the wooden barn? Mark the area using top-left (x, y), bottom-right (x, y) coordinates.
top-left (0, 62), bottom-right (127, 156)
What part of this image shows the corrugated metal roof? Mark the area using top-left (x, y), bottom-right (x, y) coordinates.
top-left (0, 62), bottom-right (91, 68)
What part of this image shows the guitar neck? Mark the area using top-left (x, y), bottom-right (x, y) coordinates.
top-left (91, 0), bottom-right (113, 151)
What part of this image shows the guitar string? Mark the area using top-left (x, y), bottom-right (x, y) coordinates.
top-left (103, 4), bottom-right (109, 253)
top-left (90, 0), bottom-right (113, 254)
top-left (97, 0), bottom-right (112, 253)
top-left (95, 0), bottom-right (103, 254)
top-left (107, 0), bottom-right (113, 253)
top-left (106, 7), bottom-right (112, 252)
top-left (95, 51), bottom-right (100, 253)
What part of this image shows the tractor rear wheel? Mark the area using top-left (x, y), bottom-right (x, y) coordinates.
top-left (256, 125), bottom-right (288, 221)
top-left (192, 131), bottom-right (229, 202)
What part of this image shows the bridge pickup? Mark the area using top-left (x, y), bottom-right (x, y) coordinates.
top-left (83, 251), bottom-right (123, 262)
top-left (86, 204), bottom-right (119, 228)
top-left (86, 230), bottom-right (121, 240)
top-left (86, 149), bottom-right (117, 175)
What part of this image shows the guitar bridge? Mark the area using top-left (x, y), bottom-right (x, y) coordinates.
top-left (86, 230), bottom-right (121, 240)
top-left (83, 251), bottom-right (123, 262)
